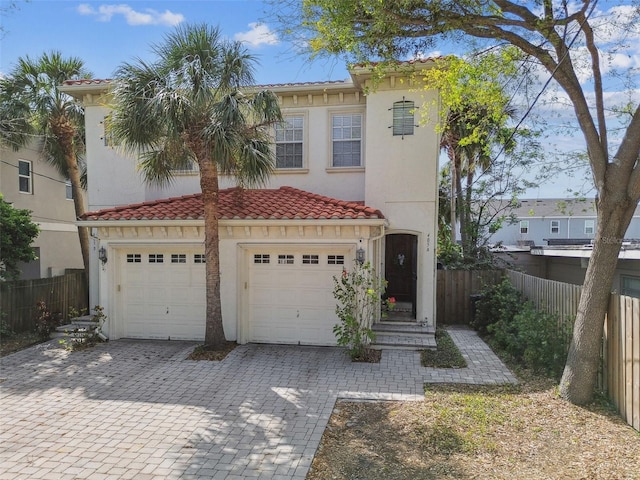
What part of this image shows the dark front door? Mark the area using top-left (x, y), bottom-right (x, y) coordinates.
top-left (385, 234), bottom-right (417, 314)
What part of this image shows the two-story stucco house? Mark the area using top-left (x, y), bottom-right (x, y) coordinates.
top-left (0, 142), bottom-right (84, 279)
top-left (61, 61), bottom-right (442, 345)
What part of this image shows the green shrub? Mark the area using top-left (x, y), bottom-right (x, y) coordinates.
top-left (333, 261), bottom-right (388, 360)
top-left (472, 279), bottom-right (523, 335)
top-left (474, 279), bottom-right (571, 379)
top-left (34, 301), bottom-right (62, 341)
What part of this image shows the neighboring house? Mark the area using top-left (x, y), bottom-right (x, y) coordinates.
top-left (0, 143), bottom-right (83, 279)
top-left (61, 61), bottom-right (442, 344)
top-left (489, 198), bottom-right (640, 247)
top-left (490, 198), bottom-right (640, 298)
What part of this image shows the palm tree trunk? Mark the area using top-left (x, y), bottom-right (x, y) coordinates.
top-left (198, 156), bottom-right (226, 347)
top-left (50, 117), bottom-right (90, 277)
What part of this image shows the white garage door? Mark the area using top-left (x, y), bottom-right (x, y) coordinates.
top-left (119, 248), bottom-right (206, 340)
top-left (248, 249), bottom-right (350, 345)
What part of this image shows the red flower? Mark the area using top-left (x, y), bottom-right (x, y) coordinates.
top-left (388, 297), bottom-right (396, 304)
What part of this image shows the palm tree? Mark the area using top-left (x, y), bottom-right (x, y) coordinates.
top-left (110, 23), bottom-right (282, 348)
top-left (440, 101), bottom-right (516, 259)
top-left (0, 51), bottom-right (92, 275)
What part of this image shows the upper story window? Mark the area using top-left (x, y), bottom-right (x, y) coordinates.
top-left (18, 160), bottom-right (32, 194)
top-left (103, 115), bottom-right (119, 147)
top-left (392, 100), bottom-right (415, 137)
top-left (584, 219), bottom-right (595, 235)
top-left (65, 180), bottom-right (73, 200)
top-left (332, 114), bottom-right (362, 167)
top-left (550, 220), bottom-right (559, 234)
top-left (275, 116), bottom-right (304, 169)
top-left (172, 158), bottom-right (199, 174)
top-left (519, 220), bottom-right (529, 235)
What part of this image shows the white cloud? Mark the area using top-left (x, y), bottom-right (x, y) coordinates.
top-left (77, 3), bottom-right (184, 26)
top-left (233, 23), bottom-right (279, 47)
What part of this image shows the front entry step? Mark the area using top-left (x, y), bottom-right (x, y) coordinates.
top-left (370, 323), bottom-right (436, 350)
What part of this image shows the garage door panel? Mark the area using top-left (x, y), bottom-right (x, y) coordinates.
top-left (120, 248), bottom-right (206, 340)
top-left (248, 250), bottom-right (349, 346)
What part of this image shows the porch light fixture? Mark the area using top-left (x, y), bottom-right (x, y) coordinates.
top-left (356, 246), bottom-right (366, 265)
top-left (98, 246), bottom-right (108, 265)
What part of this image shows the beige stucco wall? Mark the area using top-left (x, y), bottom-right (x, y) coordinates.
top-left (1, 144), bottom-right (83, 277)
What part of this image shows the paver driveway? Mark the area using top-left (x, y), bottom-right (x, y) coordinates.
top-left (0, 330), bottom-right (515, 480)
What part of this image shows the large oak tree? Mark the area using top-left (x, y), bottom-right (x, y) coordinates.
top-left (271, 0), bottom-right (640, 404)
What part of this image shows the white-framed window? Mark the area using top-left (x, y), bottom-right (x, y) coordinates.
top-left (65, 180), bottom-right (73, 200)
top-left (584, 219), bottom-right (595, 235)
top-left (18, 160), bottom-right (32, 194)
top-left (126, 254), bottom-right (141, 263)
top-left (302, 254), bottom-right (319, 265)
top-left (254, 254), bottom-right (270, 264)
top-left (102, 115), bottom-right (119, 147)
top-left (519, 220), bottom-right (529, 235)
top-left (550, 220), bottom-right (559, 234)
top-left (332, 113), bottom-right (362, 167)
top-left (194, 254), bottom-right (206, 264)
top-left (149, 254), bottom-right (164, 264)
top-left (275, 116), bottom-right (304, 169)
top-left (621, 275), bottom-right (640, 298)
top-left (278, 254), bottom-right (294, 265)
top-left (392, 100), bottom-right (415, 136)
top-left (328, 255), bottom-right (345, 265)
top-left (171, 254), bottom-right (187, 264)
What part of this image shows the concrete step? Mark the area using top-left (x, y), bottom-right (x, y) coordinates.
top-left (371, 333), bottom-right (436, 350)
top-left (372, 322), bottom-right (435, 335)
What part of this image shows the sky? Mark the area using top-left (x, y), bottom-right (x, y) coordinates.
top-left (0, 0), bottom-right (352, 84)
top-left (1, 1), bottom-right (638, 199)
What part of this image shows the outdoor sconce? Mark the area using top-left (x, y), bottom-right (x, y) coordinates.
top-left (356, 246), bottom-right (366, 265)
top-left (98, 246), bottom-right (108, 265)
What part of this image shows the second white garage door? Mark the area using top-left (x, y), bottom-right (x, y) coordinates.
top-left (247, 248), bottom-right (351, 345)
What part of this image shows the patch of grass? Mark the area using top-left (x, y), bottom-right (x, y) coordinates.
top-left (309, 378), bottom-right (640, 480)
top-left (0, 331), bottom-right (45, 357)
top-left (420, 328), bottom-right (467, 368)
top-left (187, 341), bottom-right (238, 361)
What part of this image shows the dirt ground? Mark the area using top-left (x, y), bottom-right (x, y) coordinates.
top-left (307, 376), bottom-right (640, 480)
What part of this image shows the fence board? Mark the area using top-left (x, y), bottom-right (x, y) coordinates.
top-left (436, 270), bottom-right (503, 325)
top-left (0, 272), bottom-right (87, 333)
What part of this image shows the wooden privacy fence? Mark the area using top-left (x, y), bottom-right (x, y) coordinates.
top-left (436, 269), bottom-right (504, 325)
top-left (0, 272), bottom-right (88, 333)
top-left (506, 270), bottom-right (582, 322)
top-left (604, 294), bottom-right (640, 431)
top-left (504, 269), bottom-right (639, 432)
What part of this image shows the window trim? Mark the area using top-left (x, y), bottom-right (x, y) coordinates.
top-left (275, 114), bottom-right (306, 170)
top-left (18, 159), bottom-right (33, 194)
top-left (329, 110), bottom-right (365, 169)
top-left (550, 220), bottom-right (560, 234)
top-left (392, 99), bottom-right (415, 137)
top-left (519, 220), bottom-right (529, 235)
top-left (584, 219), bottom-right (595, 235)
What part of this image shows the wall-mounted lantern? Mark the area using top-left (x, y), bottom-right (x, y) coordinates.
top-left (356, 246), bottom-right (366, 265)
top-left (98, 246), bottom-right (108, 265)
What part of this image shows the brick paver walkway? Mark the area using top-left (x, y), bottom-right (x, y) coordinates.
top-left (0, 327), bottom-right (515, 479)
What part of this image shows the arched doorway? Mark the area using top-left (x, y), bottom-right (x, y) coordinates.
top-left (384, 233), bottom-right (417, 318)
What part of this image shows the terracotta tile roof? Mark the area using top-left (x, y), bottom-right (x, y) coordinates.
top-left (254, 79), bottom-right (350, 89)
top-left (63, 79), bottom-right (112, 86)
top-left (80, 187), bottom-right (384, 222)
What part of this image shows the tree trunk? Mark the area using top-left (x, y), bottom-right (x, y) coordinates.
top-left (198, 157), bottom-right (226, 347)
top-left (559, 195), bottom-right (637, 404)
top-left (50, 117), bottom-right (90, 277)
